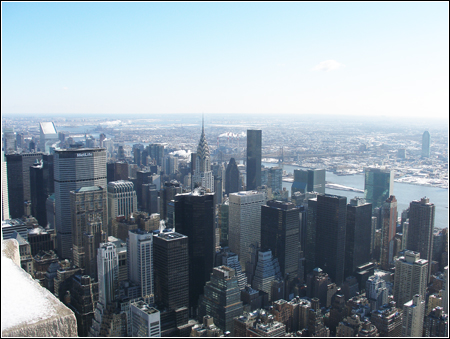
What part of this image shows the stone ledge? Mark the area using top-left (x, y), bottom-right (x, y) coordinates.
top-left (1, 240), bottom-right (78, 337)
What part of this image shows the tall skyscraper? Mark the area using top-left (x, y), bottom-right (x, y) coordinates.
top-left (292, 169), bottom-right (326, 195)
top-left (107, 180), bottom-right (137, 224)
top-left (261, 200), bottom-right (300, 291)
top-left (315, 194), bottom-right (347, 286)
top-left (6, 152), bottom-right (43, 218)
top-left (70, 186), bottom-right (107, 278)
top-left (380, 195), bottom-right (397, 271)
top-left (228, 191), bottom-right (265, 269)
top-left (305, 196), bottom-right (318, 275)
top-left (54, 148), bottom-right (107, 259)
top-left (345, 198), bottom-right (372, 277)
top-left (192, 119), bottom-right (214, 192)
top-left (364, 167), bottom-right (394, 211)
top-left (39, 122), bottom-right (58, 153)
top-left (2, 151), bottom-right (10, 221)
top-left (174, 190), bottom-right (215, 315)
top-left (161, 181), bottom-right (182, 221)
top-left (225, 158), bottom-right (240, 195)
top-left (406, 197), bottom-right (435, 282)
top-left (246, 130), bottom-right (262, 191)
top-left (2, 127), bottom-right (17, 154)
top-left (422, 130), bottom-right (431, 158)
top-left (198, 266), bottom-right (244, 334)
top-left (127, 229), bottom-right (154, 304)
top-left (402, 294), bottom-right (425, 337)
top-left (393, 250), bottom-right (428, 307)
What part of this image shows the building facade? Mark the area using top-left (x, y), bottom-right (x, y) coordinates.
top-left (364, 167), bottom-right (394, 211)
top-left (246, 130), bottom-right (262, 191)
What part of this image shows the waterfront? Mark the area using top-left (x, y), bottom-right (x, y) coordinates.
top-left (264, 162), bottom-right (449, 229)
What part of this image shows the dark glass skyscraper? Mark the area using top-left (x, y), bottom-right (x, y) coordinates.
top-left (380, 195), bottom-right (397, 271)
top-left (246, 130), bottom-right (261, 190)
top-left (225, 158), bottom-right (240, 195)
top-left (261, 200), bottom-right (300, 290)
top-left (292, 169), bottom-right (326, 195)
top-left (174, 191), bottom-right (215, 316)
top-left (315, 194), bottom-right (347, 286)
top-left (364, 167), bottom-right (393, 211)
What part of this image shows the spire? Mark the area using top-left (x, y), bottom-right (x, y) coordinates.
top-left (202, 114), bottom-right (205, 134)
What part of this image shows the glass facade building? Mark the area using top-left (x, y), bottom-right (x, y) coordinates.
top-left (246, 130), bottom-right (262, 191)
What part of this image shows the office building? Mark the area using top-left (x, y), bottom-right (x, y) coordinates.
top-left (370, 301), bottom-right (403, 337)
top-left (192, 119), bottom-right (214, 192)
top-left (251, 250), bottom-right (283, 302)
top-left (364, 167), bottom-right (394, 211)
top-left (444, 266), bottom-right (448, 314)
top-left (2, 127), bottom-right (16, 154)
top-left (345, 198), bottom-right (372, 277)
top-left (30, 160), bottom-right (49, 227)
top-left (228, 191), bottom-right (265, 269)
top-left (174, 190), bottom-right (215, 315)
top-left (380, 195), bottom-right (397, 271)
top-left (225, 158), bottom-right (240, 195)
top-left (130, 300), bottom-right (161, 337)
top-left (291, 169), bottom-right (326, 195)
top-left (422, 130), bottom-right (431, 158)
top-left (402, 294), bottom-right (425, 337)
top-left (198, 266), bottom-right (244, 333)
top-left (306, 268), bottom-right (332, 308)
top-left (70, 186), bottom-right (107, 278)
top-left (148, 143), bottom-right (164, 167)
top-left (217, 248), bottom-right (248, 291)
top-left (2, 151), bottom-right (10, 221)
top-left (39, 122), bottom-right (58, 153)
top-left (161, 180), bottom-right (182, 221)
top-left (304, 196), bottom-right (318, 275)
top-left (246, 130), bottom-right (262, 191)
top-left (54, 148), bottom-right (107, 259)
top-left (261, 200), bottom-right (300, 291)
top-left (406, 197), bottom-right (435, 282)
top-left (234, 309), bottom-right (286, 337)
top-left (393, 250), bottom-right (428, 306)
top-left (219, 200), bottom-right (229, 247)
top-left (424, 306), bottom-right (448, 337)
top-left (127, 229), bottom-right (154, 304)
top-left (315, 194), bottom-right (347, 286)
top-left (6, 152), bottom-right (43, 218)
top-left (267, 167), bottom-right (283, 193)
top-left (366, 274), bottom-right (388, 311)
top-left (107, 180), bottom-right (137, 224)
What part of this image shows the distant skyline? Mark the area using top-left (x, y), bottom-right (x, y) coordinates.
top-left (2, 2), bottom-right (448, 118)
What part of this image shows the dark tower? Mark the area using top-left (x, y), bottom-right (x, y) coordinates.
top-left (261, 200), bottom-right (300, 294)
top-left (30, 160), bottom-right (48, 227)
top-left (316, 194), bottom-right (347, 286)
top-left (305, 197), bottom-right (318, 275)
top-left (174, 191), bottom-right (215, 316)
top-left (345, 198), bottom-right (372, 278)
top-left (225, 158), bottom-right (240, 195)
top-left (246, 130), bottom-right (261, 190)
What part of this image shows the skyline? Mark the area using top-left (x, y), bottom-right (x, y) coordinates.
top-left (2, 2), bottom-right (449, 118)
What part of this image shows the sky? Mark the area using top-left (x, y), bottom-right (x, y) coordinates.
top-left (1, 2), bottom-right (449, 119)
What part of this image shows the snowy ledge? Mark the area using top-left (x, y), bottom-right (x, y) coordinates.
top-left (1, 239), bottom-right (78, 337)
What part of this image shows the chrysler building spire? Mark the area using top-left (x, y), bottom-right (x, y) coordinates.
top-left (192, 117), bottom-right (214, 192)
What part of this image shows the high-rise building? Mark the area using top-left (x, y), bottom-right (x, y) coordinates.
top-left (393, 250), bottom-right (428, 307)
top-left (246, 130), bottom-right (262, 191)
top-left (107, 180), bottom-right (137, 224)
top-left (228, 191), bottom-right (265, 269)
top-left (380, 195), bottom-right (397, 271)
top-left (251, 250), bottom-right (283, 302)
top-left (370, 301), bottom-right (403, 337)
top-left (148, 143), bottom-right (164, 167)
top-left (402, 294), bottom-right (425, 337)
top-left (192, 119), bottom-right (214, 192)
top-left (70, 186), bottom-right (107, 278)
top-left (30, 159), bottom-right (52, 227)
top-left (443, 266), bottom-right (448, 314)
top-left (406, 197), bottom-right (435, 282)
top-left (364, 167), bottom-right (394, 211)
top-left (130, 300), bottom-right (161, 337)
top-left (218, 249), bottom-right (248, 291)
top-left (422, 130), bottom-right (431, 158)
top-left (54, 148), bottom-right (107, 259)
top-left (174, 190), bottom-right (215, 315)
top-left (198, 266), bottom-right (244, 333)
top-left (6, 152), bottom-right (43, 219)
top-left (304, 196), bottom-right (318, 275)
top-left (267, 167), bottom-right (283, 193)
top-left (366, 274), bottom-right (389, 311)
top-left (261, 200), bottom-right (300, 291)
top-left (39, 122), bottom-right (58, 153)
top-left (345, 198), bottom-right (372, 277)
top-left (161, 180), bottom-right (182, 220)
top-left (315, 194), bottom-right (347, 286)
top-left (225, 158), bottom-right (240, 195)
top-left (2, 151), bottom-right (10, 221)
top-left (424, 306), bottom-right (448, 337)
top-left (127, 229), bottom-right (154, 304)
top-left (219, 200), bottom-right (229, 247)
top-left (291, 169), bottom-right (326, 195)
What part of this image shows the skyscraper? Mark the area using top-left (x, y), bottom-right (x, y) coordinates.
top-left (366, 274), bottom-right (389, 311)
top-left (305, 196), bottom-right (318, 275)
top-left (345, 198), bottom-right (372, 277)
top-left (39, 122), bottom-right (58, 153)
top-left (2, 151), bottom-right (10, 221)
top-left (364, 167), bottom-right (394, 211)
top-left (422, 130), bottom-right (431, 158)
top-left (406, 197), bottom-right (435, 282)
top-left (292, 169), bottom-right (326, 195)
top-left (246, 130), bottom-right (262, 190)
top-left (127, 229), bottom-right (154, 304)
top-left (261, 200), bottom-right (300, 291)
top-left (130, 301), bottom-right (161, 337)
top-left (192, 119), bottom-right (214, 192)
top-left (107, 180), bottom-right (137, 224)
top-left (174, 190), bottom-right (215, 315)
top-left (225, 158), bottom-right (240, 195)
top-left (380, 195), bottom-right (397, 271)
top-left (315, 194), bottom-right (347, 286)
top-left (402, 294), bottom-right (425, 337)
top-left (54, 148), bottom-right (107, 259)
top-left (393, 250), bottom-right (428, 307)
top-left (228, 191), bottom-right (265, 269)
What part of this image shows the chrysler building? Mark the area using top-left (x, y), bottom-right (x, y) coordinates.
top-left (192, 118), bottom-right (214, 192)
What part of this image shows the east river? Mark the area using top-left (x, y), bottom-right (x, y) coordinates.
top-left (263, 162), bottom-right (449, 230)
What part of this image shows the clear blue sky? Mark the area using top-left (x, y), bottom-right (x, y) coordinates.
top-left (2, 2), bottom-right (448, 118)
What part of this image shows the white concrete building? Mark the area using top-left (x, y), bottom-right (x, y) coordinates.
top-left (130, 300), bottom-right (161, 337)
top-left (402, 294), bottom-right (425, 337)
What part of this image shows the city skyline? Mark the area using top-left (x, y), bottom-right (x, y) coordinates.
top-left (2, 2), bottom-right (448, 119)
